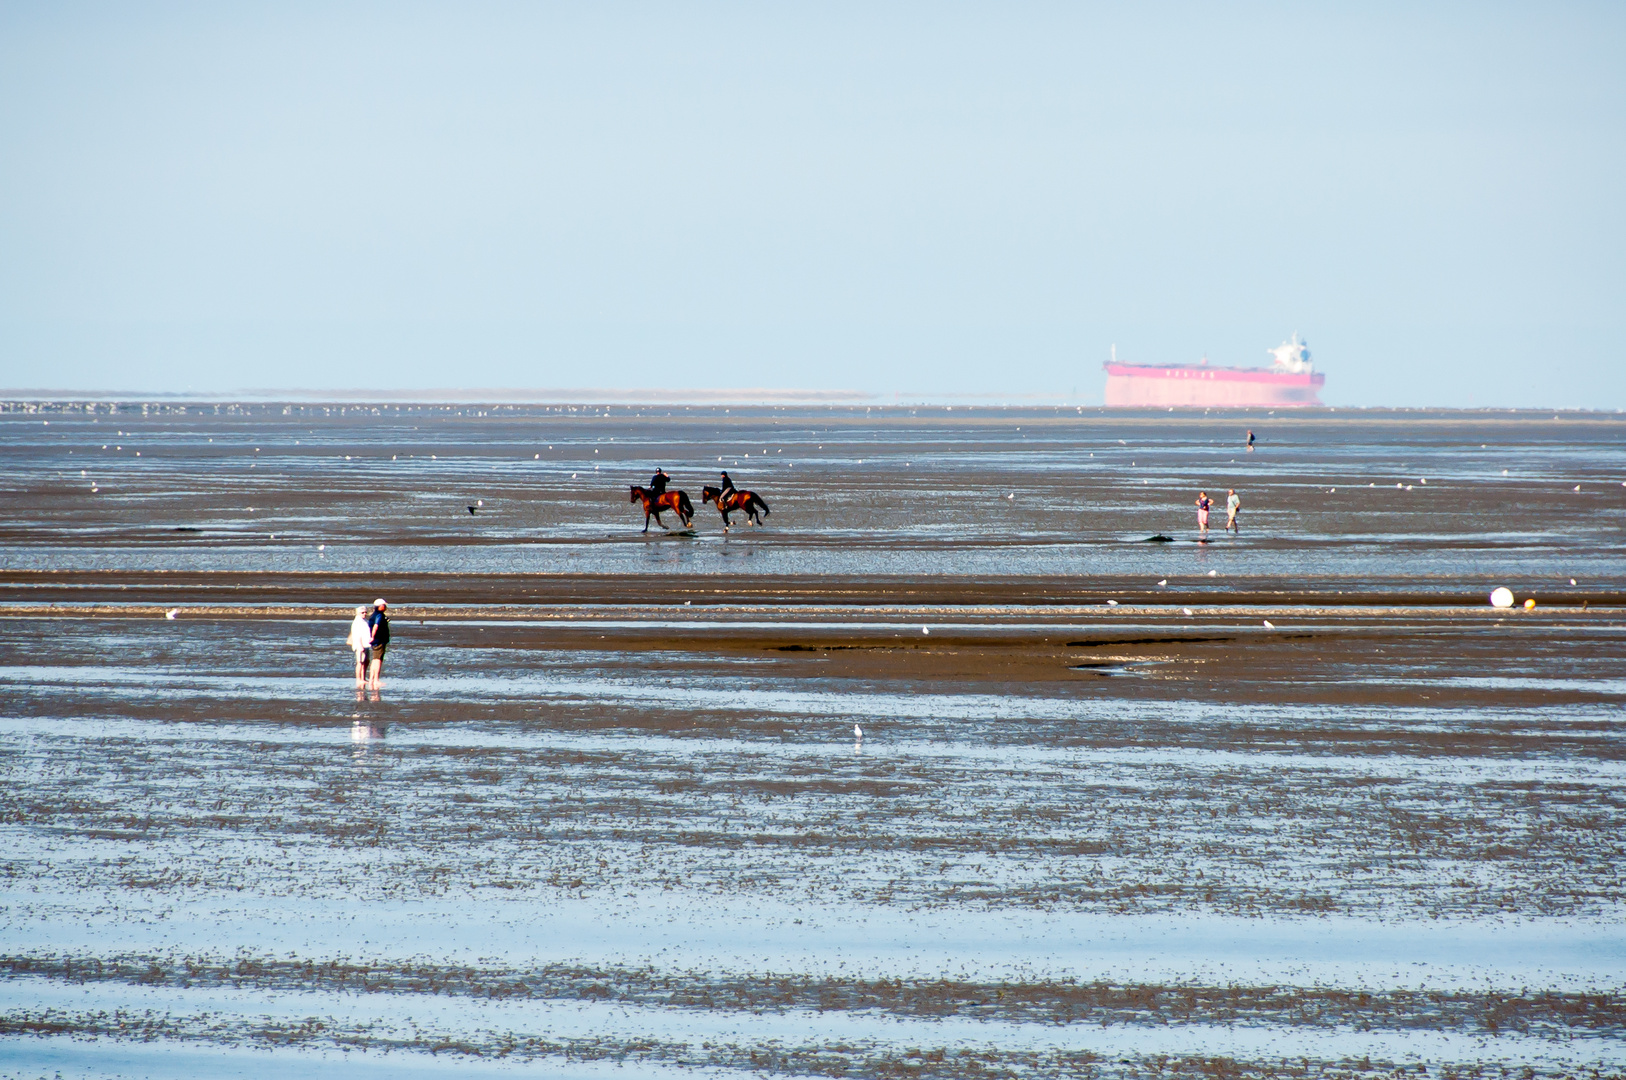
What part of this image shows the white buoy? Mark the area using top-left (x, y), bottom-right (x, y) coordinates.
top-left (1207, 570), bottom-right (1217, 577)
top-left (1490, 587), bottom-right (1515, 609)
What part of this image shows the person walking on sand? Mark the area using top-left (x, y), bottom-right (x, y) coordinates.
top-left (1246, 430), bottom-right (1256, 452)
top-left (366, 598), bottom-right (390, 689)
top-left (346, 605), bottom-right (372, 687)
top-left (1225, 489), bottom-right (1241, 533)
top-left (1195, 491), bottom-right (1212, 541)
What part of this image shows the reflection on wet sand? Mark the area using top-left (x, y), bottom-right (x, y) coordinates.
top-left (350, 718), bottom-right (385, 741)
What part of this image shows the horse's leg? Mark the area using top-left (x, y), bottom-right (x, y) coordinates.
top-left (643, 508), bottom-right (651, 533)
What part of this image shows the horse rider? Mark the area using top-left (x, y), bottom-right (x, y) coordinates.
top-left (648, 468), bottom-right (671, 496)
top-left (718, 471), bottom-right (738, 502)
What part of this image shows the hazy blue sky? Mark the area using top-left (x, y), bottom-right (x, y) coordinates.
top-left (2, 2), bottom-right (1622, 406)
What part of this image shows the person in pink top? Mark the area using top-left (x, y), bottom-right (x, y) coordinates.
top-left (1195, 491), bottom-right (1212, 541)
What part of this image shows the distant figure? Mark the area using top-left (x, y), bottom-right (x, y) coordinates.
top-left (1246, 430), bottom-right (1256, 452)
top-left (367, 598), bottom-right (390, 689)
top-left (719, 471), bottom-right (737, 498)
top-left (346, 605), bottom-right (371, 687)
top-left (1225, 489), bottom-right (1241, 532)
top-left (648, 468), bottom-right (670, 496)
top-left (1195, 491), bottom-right (1212, 541)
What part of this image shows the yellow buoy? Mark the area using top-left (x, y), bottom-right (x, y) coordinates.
top-left (1523, 598), bottom-right (1537, 610)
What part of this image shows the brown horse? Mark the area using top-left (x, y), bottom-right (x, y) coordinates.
top-left (629, 485), bottom-right (694, 532)
top-left (702, 486), bottom-right (770, 531)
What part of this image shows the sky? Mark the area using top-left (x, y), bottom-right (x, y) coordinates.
top-left (1, 2), bottom-right (1622, 407)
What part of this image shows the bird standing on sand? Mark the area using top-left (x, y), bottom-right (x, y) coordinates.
top-left (853, 725), bottom-right (863, 741)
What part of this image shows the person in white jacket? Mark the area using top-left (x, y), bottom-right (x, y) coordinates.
top-left (345, 606), bottom-right (372, 687)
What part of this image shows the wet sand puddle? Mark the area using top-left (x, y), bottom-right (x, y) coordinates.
top-left (2, 405), bottom-right (1625, 1077)
top-left (5, 612), bottom-right (1626, 1078)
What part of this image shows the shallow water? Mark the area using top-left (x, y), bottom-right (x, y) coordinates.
top-left (3, 403), bottom-right (1625, 1077)
top-left (4, 402), bottom-right (1625, 587)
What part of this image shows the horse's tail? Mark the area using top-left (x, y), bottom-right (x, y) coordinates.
top-left (678, 491), bottom-right (694, 518)
top-left (754, 494), bottom-right (769, 516)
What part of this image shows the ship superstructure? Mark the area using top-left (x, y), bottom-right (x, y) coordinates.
top-left (1103, 334), bottom-right (1325, 407)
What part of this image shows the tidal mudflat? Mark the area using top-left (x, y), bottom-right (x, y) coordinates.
top-left (2, 403), bottom-right (1624, 1078)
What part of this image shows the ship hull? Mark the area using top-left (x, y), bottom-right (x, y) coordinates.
top-left (1103, 363), bottom-right (1325, 407)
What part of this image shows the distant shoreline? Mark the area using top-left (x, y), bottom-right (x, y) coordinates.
top-left (0, 392), bottom-right (1622, 415)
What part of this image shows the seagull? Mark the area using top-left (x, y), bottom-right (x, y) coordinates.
top-left (165, 609), bottom-right (179, 620)
top-left (853, 725), bottom-right (863, 740)
top-left (1183, 608), bottom-right (1194, 616)
top-left (1157, 579), bottom-right (1167, 586)
top-left (1207, 570), bottom-right (1218, 577)
top-left (1106, 599), bottom-right (1119, 606)
top-left (922, 626), bottom-right (930, 635)
top-left (1263, 620), bottom-right (1275, 629)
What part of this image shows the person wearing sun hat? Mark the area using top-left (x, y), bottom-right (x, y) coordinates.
top-left (366, 599), bottom-right (391, 689)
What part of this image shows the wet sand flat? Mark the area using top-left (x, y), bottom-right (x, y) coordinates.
top-left (2, 403), bottom-right (1624, 1077)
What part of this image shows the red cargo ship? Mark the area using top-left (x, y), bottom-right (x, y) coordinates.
top-left (1103, 334), bottom-right (1325, 407)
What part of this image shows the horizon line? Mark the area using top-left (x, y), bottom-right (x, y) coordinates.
top-left (0, 388), bottom-right (1620, 413)
top-left (0, 387), bottom-right (1094, 405)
